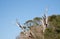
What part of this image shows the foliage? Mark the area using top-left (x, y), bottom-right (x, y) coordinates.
top-left (33, 17), bottom-right (42, 25)
top-left (24, 20), bottom-right (33, 27)
top-left (44, 15), bottom-right (60, 39)
top-left (16, 15), bottom-right (60, 39)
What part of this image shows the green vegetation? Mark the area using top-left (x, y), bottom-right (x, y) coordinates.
top-left (44, 15), bottom-right (60, 39)
top-left (16, 15), bottom-right (60, 39)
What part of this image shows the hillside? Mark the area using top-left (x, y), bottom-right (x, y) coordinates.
top-left (16, 15), bottom-right (60, 39)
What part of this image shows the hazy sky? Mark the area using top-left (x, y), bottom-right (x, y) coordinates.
top-left (0, 0), bottom-right (60, 39)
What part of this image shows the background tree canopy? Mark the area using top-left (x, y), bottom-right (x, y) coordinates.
top-left (16, 15), bottom-right (60, 39)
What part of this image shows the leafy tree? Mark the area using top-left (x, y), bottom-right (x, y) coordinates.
top-left (45, 15), bottom-right (60, 39)
top-left (33, 17), bottom-right (42, 25)
top-left (24, 20), bottom-right (34, 27)
top-left (16, 15), bottom-right (60, 39)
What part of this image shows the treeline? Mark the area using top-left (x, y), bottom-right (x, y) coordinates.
top-left (45, 15), bottom-right (60, 39)
top-left (16, 15), bottom-right (60, 39)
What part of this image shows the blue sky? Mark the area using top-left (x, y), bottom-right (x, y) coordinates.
top-left (0, 0), bottom-right (60, 39)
